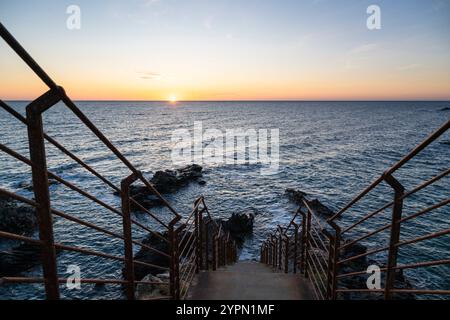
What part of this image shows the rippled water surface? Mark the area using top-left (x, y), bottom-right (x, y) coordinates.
top-left (0, 101), bottom-right (449, 299)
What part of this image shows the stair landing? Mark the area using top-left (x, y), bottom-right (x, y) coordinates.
top-left (188, 261), bottom-right (314, 300)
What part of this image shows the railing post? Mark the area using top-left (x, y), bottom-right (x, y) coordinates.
top-left (284, 236), bottom-right (289, 274)
top-left (212, 234), bottom-right (217, 271)
top-left (168, 217), bottom-right (181, 300)
top-left (304, 208), bottom-right (312, 278)
top-left (26, 89), bottom-right (63, 300)
top-left (323, 229), bottom-right (335, 300)
top-left (292, 222), bottom-right (299, 274)
top-left (121, 173), bottom-right (139, 300)
top-left (327, 220), bottom-right (341, 300)
top-left (198, 209), bottom-right (204, 270)
top-left (384, 173), bottom-right (405, 300)
top-left (205, 219), bottom-right (210, 270)
top-left (223, 236), bottom-right (227, 266)
top-left (194, 207), bottom-right (200, 273)
top-left (277, 228), bottom-right (282, 270)
top-left (271, 236), bottom-right (276, 268)
top-left (299, 210), bottom-right (307, 274)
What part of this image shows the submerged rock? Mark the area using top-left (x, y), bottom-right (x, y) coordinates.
top-left (439, 107), bottom-right (450, 112)
top-left (0, 194), bottom-right (37, 236)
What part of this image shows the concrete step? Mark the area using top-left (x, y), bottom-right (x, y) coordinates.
top-left (188, 261), bottom-right (314, 300)
top-left (217, 261), bottom-right (275, 274)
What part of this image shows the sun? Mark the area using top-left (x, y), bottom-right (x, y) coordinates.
top-left (168, 95), bottom-right (178, 103)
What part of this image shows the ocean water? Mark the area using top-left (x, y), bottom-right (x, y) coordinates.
top-left (0, 101), bottom-right (449, 300)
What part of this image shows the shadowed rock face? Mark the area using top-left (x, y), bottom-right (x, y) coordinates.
top-left (0, 195), bottom-right (41, 277)
top-left (151, 164), bottom-right (203, 193)
top-left (0, 194), bottom-right (37, 237)
top-left (114, 164), bottom-right (204, 210)
top-left (0, 243), bottom-right (42, 276)
top-left (285, 188), bottom-right (335, 217)
top-left (220, 210), bottom-right (255, 246)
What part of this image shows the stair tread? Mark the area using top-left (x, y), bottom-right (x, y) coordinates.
top-left (188, 261), bottom-right (314, 300)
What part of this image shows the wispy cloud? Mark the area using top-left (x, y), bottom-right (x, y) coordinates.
top-left (137, 71), bottom-right (161, 80)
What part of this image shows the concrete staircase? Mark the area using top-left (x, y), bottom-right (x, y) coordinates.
top-left (188, 261), bottom-right (314, 300)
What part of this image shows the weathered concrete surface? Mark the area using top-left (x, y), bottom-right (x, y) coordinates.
top-left (188, 261), bottom-right (314, 300)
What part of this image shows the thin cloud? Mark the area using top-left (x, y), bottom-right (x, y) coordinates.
top-left (137, 71), bottom-right (161, 80)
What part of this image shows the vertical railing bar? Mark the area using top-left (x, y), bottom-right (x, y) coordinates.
top-left (121, 174), bottom-right (138, 300)
top-left (384, 173), bottom-right (405, 300)
top-left (26, 90), bottom-right (62, 300)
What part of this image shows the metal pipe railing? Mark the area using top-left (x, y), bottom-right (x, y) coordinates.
top-left (261, 119), bottom-right (449, 300)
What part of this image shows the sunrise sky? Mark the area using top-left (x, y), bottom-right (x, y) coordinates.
top-left (1, 0), bottom-right (449, 101)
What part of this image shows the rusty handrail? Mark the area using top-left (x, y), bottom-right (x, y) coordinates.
top-left (0, 22), bottom-right (184, 300)
top-left (261, 119), bottom-right (449, 300)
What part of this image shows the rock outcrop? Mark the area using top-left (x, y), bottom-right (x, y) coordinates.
top-left (220, 210), bottom-right (256, 245)
top-left (129, 209), bottom-right (255, 281)
top-left (0, 243), bottom-right (42, 276)
top-left (136, 273), bottom-right (170, 299)
top-left (115, 164), bottom-right (204, 210)
top-left (286, 188), bottom-right (335, 217)
top-left (0, 193), bottom-right (37, 236)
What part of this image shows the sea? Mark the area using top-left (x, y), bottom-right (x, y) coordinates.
top-left (0, 101), bottom-right (449, 299)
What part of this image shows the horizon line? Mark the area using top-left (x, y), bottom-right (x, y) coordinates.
top-left (3, 99), bottom-right (450, 103)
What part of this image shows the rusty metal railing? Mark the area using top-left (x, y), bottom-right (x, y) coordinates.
top-left (261, 119), bottom-right (449, 300)
top-left (176, 196), bottom-right (237, 299)
top-left (0, 22), bottom-right (237, 300)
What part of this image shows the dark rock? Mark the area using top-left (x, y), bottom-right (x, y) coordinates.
top-left (130, 209), bottom-right (255, 280)
top-left (286, 188), bottom-right (307, 203)
top-left (132, 232), bottom-right (171, 281)
top-left (221, 211), bottom-right (254, 243)
top-left (151, 164), bottom-right (203, 193)
top-left (129, 192), bottom-right (164, 211)
top-left (307, 199), bottom-right (335, 217)
top-left (198, 180), bottom-right (206, 186)
top-left (0, 193), bottom-right (37, 236)
top-left (440, 107), bottom-right (450, 111)
top-left (114, 164), bottom-right (203, 211)
top-left (0, 243), bottom-right (42, 276)
top-left (285, 188), bottom-right (335, 217)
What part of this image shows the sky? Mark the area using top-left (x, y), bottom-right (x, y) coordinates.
top-left (0, 0), bottom-right (449, 101)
